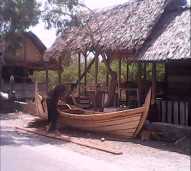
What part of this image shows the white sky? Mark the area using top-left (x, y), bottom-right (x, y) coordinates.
top-left (31, 0), bottom-right (128, 48)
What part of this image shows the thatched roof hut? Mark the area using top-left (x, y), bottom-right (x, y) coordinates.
top-left (137, 8), bottom-right (190, 62)
top-left (45, 0), bottom-right (170, 61)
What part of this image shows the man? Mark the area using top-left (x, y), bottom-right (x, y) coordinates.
top-left (46, 84), bottom-right (66, 132)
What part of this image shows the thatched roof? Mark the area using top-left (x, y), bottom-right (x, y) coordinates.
top-left (45, 0), bottom-right (169, 61)
top-left (137, 8), bottom-right (191, 62)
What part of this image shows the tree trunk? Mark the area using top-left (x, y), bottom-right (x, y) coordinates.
top-left (102, 53), bottom-right (117, 107)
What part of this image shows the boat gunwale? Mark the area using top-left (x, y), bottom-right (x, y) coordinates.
top-left (57, 106), bottom-right (145, 119)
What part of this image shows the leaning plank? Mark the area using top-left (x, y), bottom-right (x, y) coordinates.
top-left (15, 126), bottom-right (122, 155)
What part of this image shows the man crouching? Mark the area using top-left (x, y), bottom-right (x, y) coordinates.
top-left (46, 84), bottom-right (66, 132)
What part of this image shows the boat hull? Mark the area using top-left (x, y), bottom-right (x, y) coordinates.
top-left (35, 89), bottom-right (151, 138)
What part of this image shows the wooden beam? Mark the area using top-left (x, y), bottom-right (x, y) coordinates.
top-left (78, 53), bottom-right (81, 96)
top-left (45, 63), bottom-right (49, 94)
top-left (137, 63), bottom-right (142, 105)
top-left (143, 63), bottom-right (147, 95)
top-left (84, 54), bottom-right (87, 94)
top-left (118, 59), bottom-right (122, 106)
top-left (58, 56), bottom-right (62, 84)
top-left (16, 126), bottom-right (122, 155)
top-left (106, 70), bottom-right (109, 89)
top-left (76, 56), bottom-right (96, 85)
top-left (152, 63), bottom-right (157, 104)
top-left (95, 54), bottom-right (98, 85)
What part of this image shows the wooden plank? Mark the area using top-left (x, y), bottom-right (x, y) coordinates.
top-left (161, 101), bottom-right (166, 122)
top-left (167, 101), bottom-right (172, 123)
top-left (95, 54), bottom-right (98, 85)
top-left (15, 126), bottom-right (122, 155)
top-left (151, 63), bottom-right (157, 104)
top-left (180, 102), bottom-right (185, 125)
top-left (156, 100), bottom-right (161, 122)
top-left (185, 102), bottom-right (189, 126)
top-left (84, 54), bottom-right (87, 94)
top-left (58, 56), bottom-right (62, 84)
top-left (78, 53), bottom-right (81, 96)
top-left (45, 63), bottom-right (49, 94)
top-left (173, 101), bottom-right (179, 124)
top-left (76, 56), bottom-right (96, 85)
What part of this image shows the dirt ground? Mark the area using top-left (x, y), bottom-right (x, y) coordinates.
top-left (1, 112), bottom-right (190, 171)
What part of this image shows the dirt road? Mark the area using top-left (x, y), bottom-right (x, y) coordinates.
top-left (0, 113), bottom-right (190, 171)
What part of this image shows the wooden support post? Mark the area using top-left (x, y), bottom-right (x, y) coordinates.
top-left (106, 70), bottom-right (109, 90)
top-left (45, 63), bottom-right (49, 94)
top-left (84, 54), bottom-right (87, 94)
top-left (76, 57), bottom-right (96, 85)
top-left (143, 63), bottom-right (147, 95)
top-left (78, 53), bottom-right (81, 96)
top-left (126, 63), bottom-right (129, 104)
top-left (0, 64), bottom-right (2, 90)
top-left (95, 54), bottom-right (98, 86)
top-left (137, 63), bottom-right (142, 105)
top-left (118, 59), bottom-right (122, 106)
top-left (152, 63), bottom-right (157, 104)
top-left (58, 56), bottom-right (62, 84)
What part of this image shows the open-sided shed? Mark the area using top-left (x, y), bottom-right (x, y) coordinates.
top-left (44, 0), bottom-right (191, 126)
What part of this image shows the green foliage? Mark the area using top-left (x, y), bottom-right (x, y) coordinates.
top-left (42, 0), bottom-right (80, 34)
top-left (34, 57), bottom-right (165, 89)
top-left (0, 0), bottom-right (41, 36)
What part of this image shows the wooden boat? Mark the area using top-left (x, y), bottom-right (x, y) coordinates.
top-left (35, 89), bottom-right (151, 138)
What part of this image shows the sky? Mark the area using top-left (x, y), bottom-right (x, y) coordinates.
top-left (31, 0), bottom-right (128, 48)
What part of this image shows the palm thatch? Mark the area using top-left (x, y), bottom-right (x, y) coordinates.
top-left (137, 8), bottom-right (191, 61)
top-left (45, 0), bottom-right (169, 61)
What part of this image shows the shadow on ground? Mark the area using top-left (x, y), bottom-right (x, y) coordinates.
top-left (1, 112), bottom-right (190, 156)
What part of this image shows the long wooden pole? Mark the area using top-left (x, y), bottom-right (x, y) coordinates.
top-left (16, 126), bottom-right (122, 155)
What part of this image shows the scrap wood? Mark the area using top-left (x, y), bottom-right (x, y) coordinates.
top-left (15, 126), bottom-right (123, 155)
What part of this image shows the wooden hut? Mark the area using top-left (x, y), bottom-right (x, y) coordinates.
top-left (0, 31), bottom-right (59, 99)
top-left (44, 0), bottom-right (190, 126)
